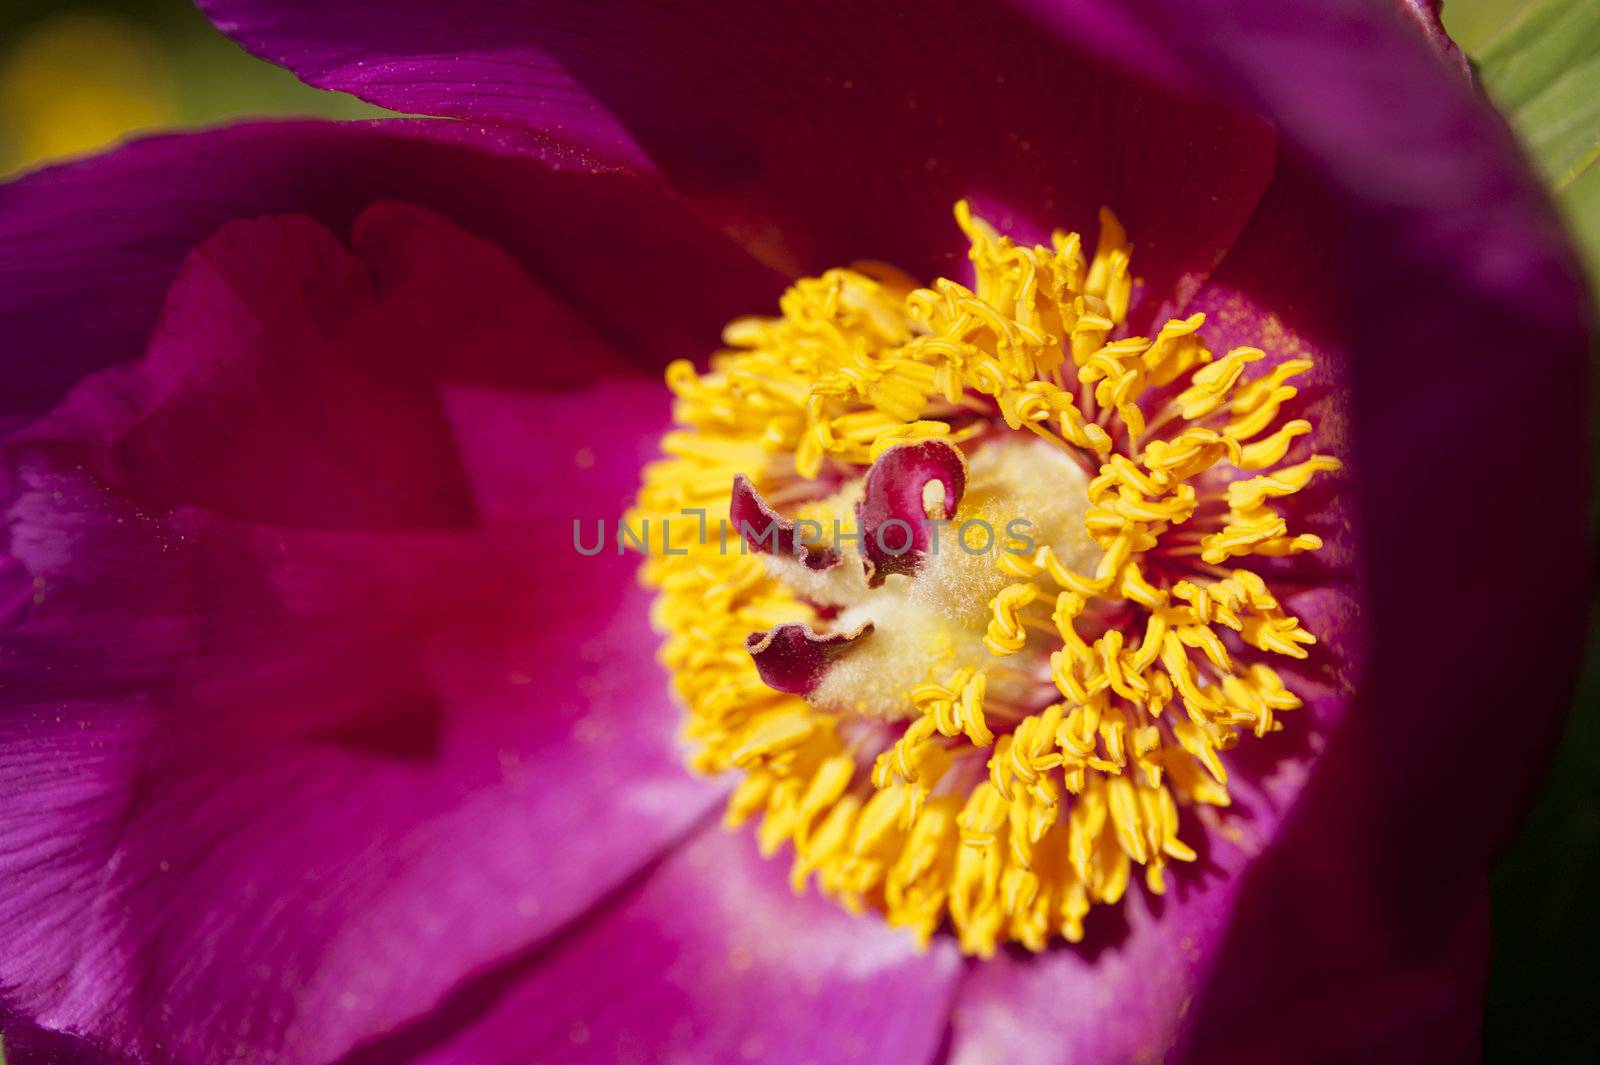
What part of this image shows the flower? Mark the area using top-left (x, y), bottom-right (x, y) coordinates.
top-left (0, 3), bottom-right (1591, 1065)
top-left (635, 201), bottom-right (1343, 958)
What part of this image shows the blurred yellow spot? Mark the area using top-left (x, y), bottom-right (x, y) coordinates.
top-left (0, 12), bottom-right (177, 175)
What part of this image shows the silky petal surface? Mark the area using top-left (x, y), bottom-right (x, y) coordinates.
top-left (359, 825), bottom-right (965, 1065)
top-left (0, 203), bottom-right (719, 1065)
top-left (0, 118), bottom-right (783, 426)
top-left (0, 1006), bottom-right (126, 1065)
top-left (201, 0), bottom-right (1278, 326)
top-left (946, 0), bottom-right (1591, 1056)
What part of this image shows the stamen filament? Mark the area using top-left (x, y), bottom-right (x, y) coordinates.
top-left (632, 202), bottom-right (1336, 955)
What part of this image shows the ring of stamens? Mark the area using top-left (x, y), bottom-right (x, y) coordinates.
top-left (631, 203), bottom-right (1338, 956)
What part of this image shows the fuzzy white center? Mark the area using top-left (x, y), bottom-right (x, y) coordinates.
top-left (770, 437), bottom-right (1098, 719)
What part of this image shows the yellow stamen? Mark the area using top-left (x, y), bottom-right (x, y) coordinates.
top-left (632, 203), bottom-right (1338, 955)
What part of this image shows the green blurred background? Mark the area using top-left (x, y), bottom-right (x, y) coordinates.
top-left (0, 0), bottom-right (381, 174)
top-left (1, 1), bottom-right (1597, 1062)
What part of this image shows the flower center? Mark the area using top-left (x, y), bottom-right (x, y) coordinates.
top-left (754, 435), bottom-right (1097, 723)
top-left (632, 203), bottom-right (1338, 956)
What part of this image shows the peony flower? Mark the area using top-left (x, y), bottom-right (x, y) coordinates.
top-left (0, 1), bottom-right (1591, 1064)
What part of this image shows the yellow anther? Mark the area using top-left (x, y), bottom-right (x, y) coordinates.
top-left (1238, 418), bottom-right (1312, 470)
top-left (1119, 561), bottom-right (1169, 609)
top-left (1143, 313), bottom-right (1212, 388)
top-left (985, 582), bottom-right (1041, 655)
top-left (958, 783), bottom-right (1012, 847)
top-left (1226, 454), bottom-right (1341, 509)
top-left (1175, 346), bottom-right (1265, 419)
top-left (636, 202), bottom-right (1333, 954)
top-left (1225, 359), bottom-right (1309, 439)
top-left (730, 712), bottom-right (815, 766)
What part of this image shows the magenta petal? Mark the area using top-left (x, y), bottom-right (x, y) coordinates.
top-left (855, 440), bottom-right (967, 587)
top-left (0, 1005), bottom-right (126, 1065)
top-left (949, 798), bottom-right (1483, 1065)
top-left (948, 536), bottom-right (1366, 1064)
top-left (0, 206), bottom-right (720, 1064)
top-left (0, 525), bottom-right (717, 1065)
top-left (395, 825), bottom-right (963, 1065)
top-left (196, 1), bottom-right (651, 168)
top-left (199, 1), bottom-right (1277, 316)
top-left (1, 119), bottom-right (783, 427)
top-left (729, 474), bottom-right (841, 570)
top-left (1395, 0), bottom-right (1470, 74)
top-left (746, 622), bottom-right (873, 695)
top-left (989, 0), bottom-right (1586, 1058)
top-left (949, 873), bottom-right (1243, 1065)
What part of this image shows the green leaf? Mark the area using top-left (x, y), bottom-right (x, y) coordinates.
top-left (1475, 0), bottom-right (1600, 190)
top-left (1561, 152), bottom-right (1600, 268)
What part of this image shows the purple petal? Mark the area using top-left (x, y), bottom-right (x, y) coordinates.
top-left (1396, 0), bottom-right (1470, 75)
top-left (946, 575), bottom-right (1366, 1063)
top-left (855, 440), bottom-right (967, 587)
top-left (200, 1), bottom-right (1278, 320)
top-left (0, 1005), bottom-right (127, 1065)
top-left (729, 474), bottom-right (840, 570)
top-left (746, 622), bottom-right (873, 695)
top-left (1, 119), bottom-right (783, 428)
top-left (947, 746), bottom-right (1486, 1065)
top-left (196, 1), bottom-right (651, 168)
top-left (391, 825), bottom-right (963, 1065)
top-left (947, 844), bottom-right (1249, 1065)
top-left (1159, 174), bottom-right (1558, 1064)
top-left (950, 1), bottom-right (1588, 1059)
top-left (0, 205), bottom-right (719, 1064)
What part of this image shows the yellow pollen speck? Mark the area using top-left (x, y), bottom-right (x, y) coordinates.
top-left (630, 203), bottom-right (1339, 956)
